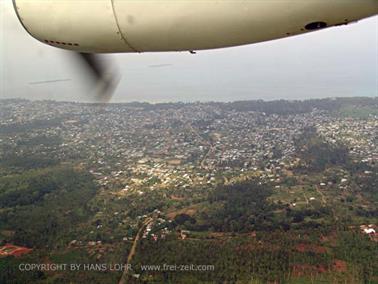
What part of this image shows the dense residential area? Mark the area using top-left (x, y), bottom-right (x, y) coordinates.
top-left (0, 97), bottom-right (377, 283)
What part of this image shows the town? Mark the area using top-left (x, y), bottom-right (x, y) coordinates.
top-left (0, 97), bottom-right (377, 283)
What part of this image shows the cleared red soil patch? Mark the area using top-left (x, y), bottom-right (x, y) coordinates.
top-left (319, 231), bottom-right (338, 246)
top-left (291, 264), bottom-right (327, 277)
top-left (234, 243), bottom-right (256, 253)
top-left (0, 244), bottom-right (32, 257)
top-left (291, 260), bottom-right (348, 278)
top-left (170, 195), bottom-right (185, 201)
top-left (208, 232), bottom-right (232, 238)
top-left (296, 243), bottom-right (327, 254)
top-left (333, 260), bottom-right (347, 272)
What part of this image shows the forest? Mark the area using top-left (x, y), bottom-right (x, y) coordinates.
top-left (0, 166), bottom-right (97, 248)
top-left (294, 126), bottom-right (349, 172)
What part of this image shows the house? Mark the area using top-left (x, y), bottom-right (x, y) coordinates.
top-left (0, 244), bottom-right (32, 257)
top-left (180, 230), bottom-right (190, 240)
top-left (363, 228), bottom-right (376, 235)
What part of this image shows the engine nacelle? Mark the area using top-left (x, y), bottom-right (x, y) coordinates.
top-left (13, 0), bottom-right (133, 53)
top-left (13, 0), bottom-right (378, 53)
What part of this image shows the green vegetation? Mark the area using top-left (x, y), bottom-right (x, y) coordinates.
top-left (0, 118), bottom-right (62, 134)
top-left (338, 105), bottom-right (378, 119)
top-left (295, 126), bottom-right (349, 172)
top-left (0, 166), bottom-right (97, 247)
top-left (0, 152), bottom-right (59, 173)
top-left (131, 229), bottom-right (377, 283)
top-left (224, 97), bottom-right (378, 115)
top-left (189, 181), bottom-right (278, 232)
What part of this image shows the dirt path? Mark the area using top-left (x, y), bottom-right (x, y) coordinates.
top-left (315, 186), bottom-right (327, 205)
top-left (200, 145), bottom-right (215, 169)
top-left (119, 217), bottom-right (153, 284)
top-left (303, 193), bottom-right (309, 204)
top-left (185, 122), bottom-right (215, 169)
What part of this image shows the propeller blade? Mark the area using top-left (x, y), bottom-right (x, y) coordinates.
top-left (77, 53), bottom-right (120, 103)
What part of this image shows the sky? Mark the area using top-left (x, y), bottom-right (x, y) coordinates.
top-left (0, 0), bottom-right (377, 103)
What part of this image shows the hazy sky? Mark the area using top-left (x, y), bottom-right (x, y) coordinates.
top-left (1, 1), bottom-right (377, 103)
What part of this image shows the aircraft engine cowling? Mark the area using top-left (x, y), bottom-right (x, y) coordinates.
top-left (12, 0), bottom-right (135, 53)
top-left (13, 0), bottom-right (378, 53)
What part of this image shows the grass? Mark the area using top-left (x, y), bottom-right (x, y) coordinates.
top-left (337, 106), bottom-right (378, 119)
